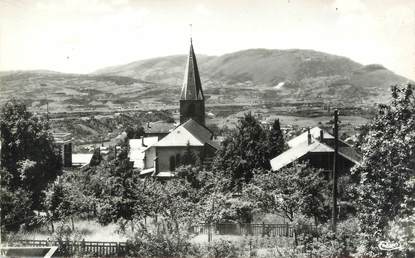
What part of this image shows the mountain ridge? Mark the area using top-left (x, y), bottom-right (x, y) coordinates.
top-left (0, 48), bottom-right (412, 113)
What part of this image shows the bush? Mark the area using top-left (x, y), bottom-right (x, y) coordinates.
top-left (206, 239), bottom-right (239, 258)
top-left (310, 218), bottom-right (359, 257)
top-left (51, 222), bottom-right (85, 243)
top-left (127, 229), bottom-right (197, 257)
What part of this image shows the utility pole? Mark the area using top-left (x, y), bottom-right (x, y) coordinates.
top-left (332, 109), bottom-right (339, 232)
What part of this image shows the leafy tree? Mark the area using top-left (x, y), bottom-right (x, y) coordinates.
top-left (245, 164), bottom-right (329, 223)
top-left (354, 124), bottom-right (370, 152)
top-left (89, 147), bottom-right (101, 166)
top-left (176, 166), bottom-right (252, 224)
top-left (267, 118), bottom-right (286, 159)
top-left (125, 125), bottom-right (145, 139)
top-left (0, 99), bottom-right (61, 209)
top-left (148, 178), bottom-right (200, 229)
top-left (213, 113), bottom-right (270, 188)
top-left (93, 142), bottom-right (145, 226)
top-left (352, 84), bottom-right (415, 256)
top-left (43, 170), bottom-right (97, 231)
top-left (181, 141), bottom-right (200, 166)
top-left (0, 168), bottom-right (34, 233)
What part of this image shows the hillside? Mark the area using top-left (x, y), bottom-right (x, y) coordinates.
top-left (0, 49), bottom-right (412, 113)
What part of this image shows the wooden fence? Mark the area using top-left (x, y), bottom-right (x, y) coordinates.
top-left (13, 239), bottom-right (128, 257)
top-left (13, 223), bottom-right (309, 256)
top-left (191, 223), bottom-right (298, 237)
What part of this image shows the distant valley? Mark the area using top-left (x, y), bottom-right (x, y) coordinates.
top-left (1, 48), bottom-right (412, 147)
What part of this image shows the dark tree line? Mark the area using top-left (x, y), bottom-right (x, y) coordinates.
top-left (0, 99), bottom-right (61, 232)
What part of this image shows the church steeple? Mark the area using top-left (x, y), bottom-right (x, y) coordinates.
top-left (180, 39), bottom-right (204, 101)
top-left (179, 39), bottom-right (205, 125)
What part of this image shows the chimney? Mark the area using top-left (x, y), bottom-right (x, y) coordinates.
top-left (147, 122), bottom-right (151, 128)
top-left (320, 130), bottom-right (324, 142)
top-left (307, 128), bottom-right (312, 145)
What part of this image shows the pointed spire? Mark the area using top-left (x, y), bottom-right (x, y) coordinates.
top-left (180, 39), bottom-right (204, 100)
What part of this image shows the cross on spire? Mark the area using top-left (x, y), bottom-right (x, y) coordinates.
top-left (189, 23), bottom-right (192, 43)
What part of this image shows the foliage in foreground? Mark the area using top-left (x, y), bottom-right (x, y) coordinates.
top-left (352, 84), bottom-right (415, 256)
top-left (127, 227), bottom-right (197, 257)
top-left (0, 99), bottom-right (61, 233)
top-left (245, 165), bottom-right (329, 224)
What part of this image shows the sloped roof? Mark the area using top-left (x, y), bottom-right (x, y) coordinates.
top-left (271, 128), bottom-right (362, 171)
top-left (288, 126), bottom-right (334, 147)
top-left (152, 119), bottom-right (218, 149)
top-left (145, 121), bottom-right (176, 134)
top-left (72, 153), bottom-right (93, 167)
top-left (180, 39), bottom-right (204, 100)
top-left (129, 137), bottom-right (159, 168)
top-left (271, 141), bottom-right (333, 170)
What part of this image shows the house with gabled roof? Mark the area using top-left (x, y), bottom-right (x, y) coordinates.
top-left (270, 127), bottom-right (361, 177)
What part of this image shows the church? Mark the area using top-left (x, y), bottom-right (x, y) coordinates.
top-left (129, 39), bottom-right (220, 178)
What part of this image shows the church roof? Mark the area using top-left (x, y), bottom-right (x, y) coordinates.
top-left (180, 39), bottom-right (204, 100)
top-left (151, 119), bottom-right (218, 149)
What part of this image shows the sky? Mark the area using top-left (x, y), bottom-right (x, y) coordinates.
top-left (0, 0), bottom-right (414, 79)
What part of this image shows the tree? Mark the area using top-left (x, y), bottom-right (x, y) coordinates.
top-left (181, 142), bottom-right (199, 166)
top-left (0, 99), bottom-right (61, 209)
top-left (0, 168), bottom-right (34, 233)
top-left (43, 170), bottom-right (97, 231)
top-left (267, 119), bottom-right (286, 159)
top-left (93, 142), bottom-right (145, 226)
top-left (352, 84), bottom-right (415, 256)
top-left (125, 125), bottom-right (145, 139)
top-left (213, 113), bottom-right (270, 188)
top-left (89, 147), bottom-right (102, 166)
top-left (245, 164), bottom-right (329, 223)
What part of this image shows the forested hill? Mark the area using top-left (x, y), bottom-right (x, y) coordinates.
top-left (0, 49), bottom-right (412, 112)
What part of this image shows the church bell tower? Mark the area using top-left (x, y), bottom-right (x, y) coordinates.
top-left (179, 39), bottom-right (205, 125)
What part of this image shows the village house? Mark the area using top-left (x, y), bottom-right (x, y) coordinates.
top-left (143, 121), bottom-right (176, 140)
top-left (270, 126), bottom-right (361, 177)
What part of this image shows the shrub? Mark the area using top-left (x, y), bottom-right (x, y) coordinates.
top-left (205, 239), bottom-right (239, 258)
top-left (127, 229), bottom-right (196, 257)
top-left (310, 218), bottom-right (359, 257)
